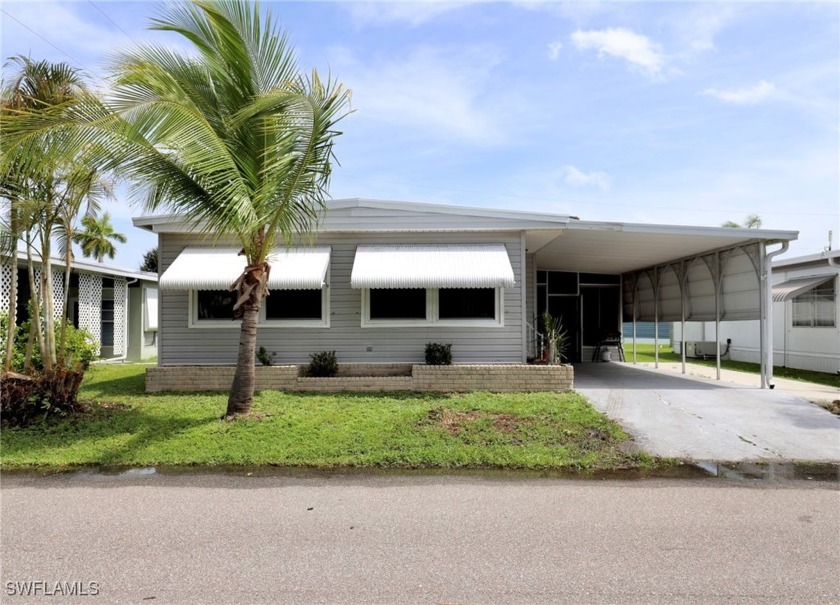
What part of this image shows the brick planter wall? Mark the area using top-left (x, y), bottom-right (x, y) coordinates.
top-left (146, 363), bottom-right (573, 393)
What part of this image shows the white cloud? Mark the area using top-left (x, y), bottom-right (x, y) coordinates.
top-left (571, 27), bottom-right (666, 78)
top-left (560, 166), bottom-right (612, 190)
top-left (547, 41), bottom-right (563, 60)
top-left (702, 81), bottom-right (776, 105)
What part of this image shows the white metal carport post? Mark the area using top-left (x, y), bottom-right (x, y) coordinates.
top-left (680, 261), bottom-right (687, 375)
top-left (761, 241), bottom-right (790, 388)
top-left (715, 251), bottom-right (721, 381)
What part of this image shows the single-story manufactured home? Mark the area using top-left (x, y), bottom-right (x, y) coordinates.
top-left (1, 251), bottom-right (159, 361)
top-left (133, 198), bottom-right (799, 389)
top-left (673, 249), bottom-right (839, 374)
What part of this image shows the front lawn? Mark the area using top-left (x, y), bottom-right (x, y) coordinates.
top-left (0, 364), bottom-right (651, 471)
top-left (628, 344), bottom-right (840, 390)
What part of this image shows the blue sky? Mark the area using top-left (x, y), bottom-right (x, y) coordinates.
top-left (3, 1), bottom-right (838, 269)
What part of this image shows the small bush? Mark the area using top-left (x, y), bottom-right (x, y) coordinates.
top-left (0, 316), bottom-right (97, 373)
top-left (308, 350), bottom-right (338, 377)
top-left (425, 343), bottom-right (453, 365)
top-left (257, 346), bottom-right (276, 367)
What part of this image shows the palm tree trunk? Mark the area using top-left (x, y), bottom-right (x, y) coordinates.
top-left (41, 238), bottom-right (57, 369)
top-left (226, 301), bottom-right (260, 417)
top-left (23, 322), bottom-right (35, 372)
top-left (25, 248), bottom-right (46, 372)
top-left (58, 248), bottom-right (72, 364)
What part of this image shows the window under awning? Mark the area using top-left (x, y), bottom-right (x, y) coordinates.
top-left (350, 244), bottom-right (515, 289)
top-left (772, 275), bottom-right (834, 302)
top-left (159, 247), bottom-right (331, 291)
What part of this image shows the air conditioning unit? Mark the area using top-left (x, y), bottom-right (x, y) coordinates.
top-left (682, 341), bottom-right (724, 358)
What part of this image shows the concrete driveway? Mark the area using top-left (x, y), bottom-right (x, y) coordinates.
top-left (575, 363), bottom-right (840, 462)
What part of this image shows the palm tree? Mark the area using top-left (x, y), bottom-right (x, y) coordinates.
top-left (73, 212), bottom-right (126, 263)
top-left (3, 1), bottom-right (351, 415)
top-left (1, 55), bottom-right (85, 371)
top-left (722, 214), bottom-right (762, 229)
top-left (55, 167), bottom-right (112, 360)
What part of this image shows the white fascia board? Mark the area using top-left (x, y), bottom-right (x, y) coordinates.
top-left (773, 250), bottom-right (840, 269)
top-left (567, 220), bottom-right (799, 242)
top-left (11, 250), bottom-right (158, 282)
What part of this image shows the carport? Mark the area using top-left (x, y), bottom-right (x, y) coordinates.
top-left (525, 220), bottom-right (798, 387)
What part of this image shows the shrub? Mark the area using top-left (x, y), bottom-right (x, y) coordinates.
top-left (2, 319), bottom-right (98, 373)
top-left (257, 346), bottom-right (276, 366)
top-left (0, 314), bottom-right (95, 427)
top-left (425, 343), bottom-right (452, 365)
top-left (308, 350), bottom-right (338, 377)
top-left (541, 312), bottom-right (569, 364)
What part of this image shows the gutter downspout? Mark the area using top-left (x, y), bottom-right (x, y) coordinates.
top-left (822, 253), bottom-right (840, 374)
top-left (762, 241), bottom-right (790, 388)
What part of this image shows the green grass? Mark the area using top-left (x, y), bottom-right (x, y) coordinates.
top-left (0, 364), bottom-right (652, 471)
top-left (627, 344), bottom-right (840, 390)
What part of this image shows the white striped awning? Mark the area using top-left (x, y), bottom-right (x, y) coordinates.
top-left (772, 275), bottom-right (834, 302)
top-left (350, 244), bottom-right (515, 289)
top-left (159, 247), bottom-right (330, 290)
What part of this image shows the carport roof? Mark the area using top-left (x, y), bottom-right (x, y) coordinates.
top-left (526, 220), bottom-right (798, 275)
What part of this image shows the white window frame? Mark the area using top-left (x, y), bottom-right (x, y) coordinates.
top-left (361, 287), bottom-right (504, 328)
top-left (262, 283), bottom-right (330, 328)
top-left (189, 277), bottom-right (330, 329)
top-left (791, 278), bottom-right (836, 329)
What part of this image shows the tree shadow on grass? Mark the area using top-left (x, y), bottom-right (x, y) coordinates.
top-left (1, 406), bottom-right (219, 467)
top-left (79, 373), bottom-right (147, 400)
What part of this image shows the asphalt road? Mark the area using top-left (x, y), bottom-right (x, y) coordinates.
top-left (2, 470), bottom-right (838, 605)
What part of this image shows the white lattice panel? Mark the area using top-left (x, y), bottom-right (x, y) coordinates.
top-left (1, 264), bottom-right (14, 324)
top-left (113, 277), bottom-right (127, 356)
top-left (52, 270), bottom-right (65, 320)
top-left (32, 268), bottom-right (42, 299)
top-left (78, 273), bottom-right (102, 355)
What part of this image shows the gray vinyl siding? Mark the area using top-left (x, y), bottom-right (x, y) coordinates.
top-left (159, 231), bottom-right (525, 365)
top-left (525, 252), bottom-right (536, 327)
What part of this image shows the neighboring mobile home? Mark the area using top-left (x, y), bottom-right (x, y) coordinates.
top-left (1, 252), bottom-right (158, 361)
top-left (673, 250), bottom-right (839, 374)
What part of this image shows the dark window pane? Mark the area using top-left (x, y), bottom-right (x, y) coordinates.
top-left (101, 322), bottom-right (114, 346)
top-left (265, 289), bottom-right (322, 320)
top-left (101, 299), bottom-right (114, 321)
top-left (102, 278), bottom-right (115, 288)
top-left (579, 273), bottom-right (621, 285)
top-left (548, 271), bottom-right (578, 295)
top-left (196, 290), bottom-right (236, 320)
top-left (536, 285), bottom-right (547, 317)
top-left (439, 288), bottom-right (496, 319)
top-left (536, 271), bottom-right (547, 285)
top-left (581, 286), bottom-right (620, 346)
top-left (369, 289), bottom-right (426, 319)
